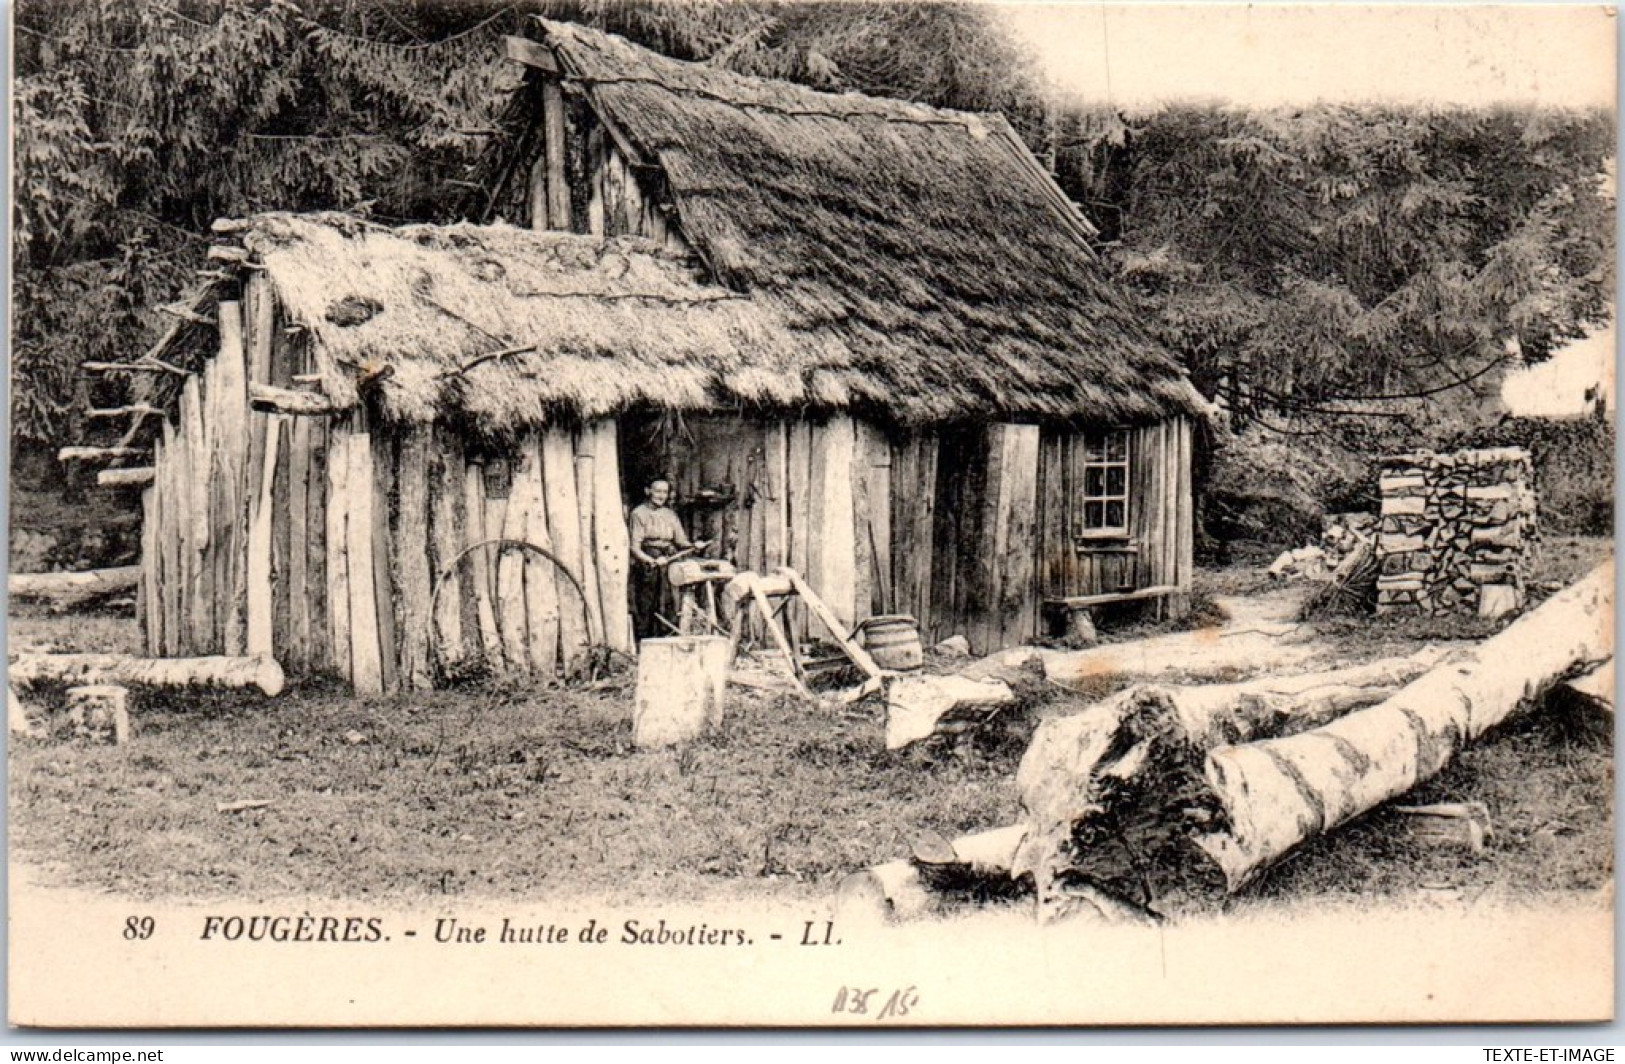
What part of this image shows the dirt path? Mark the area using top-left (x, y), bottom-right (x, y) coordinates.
top-left (965, 584), bottom-right (1346, 687)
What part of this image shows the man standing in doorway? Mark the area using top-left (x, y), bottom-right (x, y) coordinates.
top-left (628, 478), bottom-right (707, 642)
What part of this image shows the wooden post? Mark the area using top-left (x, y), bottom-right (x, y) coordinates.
top-left (574, 445), bottom-right (606, 648)
top-left (542, 427), bottom-right (588, 673)
top-left (464, 463), bottom-right (504, 671)
top-left (429, 429), bottom-right (467, 674)
top-left (394, 426), bottom-right (435, 689)
top-left (370, 429), bottom-right (400, 693)
top-left (786, 420), bottom-right (813, 642)
top-left (214, 300), bottom-right (249, 656)
top-left (141, 485), bottom-right (159, 656)
top-left (305, 417), bottom-right (330, 671)
top-left (543, 81), bottom-right (570, 230)
top-left (501, 435), bottom-right (546, 674)
top-left (994, 425), bottom-right (1040, 648)
top-left (246, 416), bottom-right (281, 657)
top-left (325, 425), bottom-right (353, 681)
top-left (811, 416), bottom-right (858, 630)
top-left (589, 421), bottom-right (632, 654)
top-left (344, 418), bottom-right (383, 695)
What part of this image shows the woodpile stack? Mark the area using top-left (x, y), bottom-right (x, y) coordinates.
top-left (1376, 447), bottom-right (1537, 618)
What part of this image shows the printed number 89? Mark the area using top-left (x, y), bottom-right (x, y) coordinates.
top-left (124, 916), bottom-right (155, 940)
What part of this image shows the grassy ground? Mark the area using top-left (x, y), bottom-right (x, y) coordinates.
top-left (8, 539), bottom-right (1613, 913)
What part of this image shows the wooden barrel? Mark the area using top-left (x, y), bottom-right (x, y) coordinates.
top-left (860, 615), bottom-right (923, 672)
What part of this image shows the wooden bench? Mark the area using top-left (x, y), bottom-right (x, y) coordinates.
top-left (1043, 584), bottom-right (1180, 641)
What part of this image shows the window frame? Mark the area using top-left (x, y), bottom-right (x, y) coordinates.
top-left (1076, 429), bottom-right (1131, 541)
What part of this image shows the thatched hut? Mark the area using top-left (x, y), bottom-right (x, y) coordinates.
top-left (93, 19), bottom-right (1206, 694)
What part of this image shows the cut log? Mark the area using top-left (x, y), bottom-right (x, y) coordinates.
top-left (884, 673), bottom-right (1017, 750)
top-left (10, 653), bottom-right (285, 697)
top-left (1198, 561), bottom-right (1611, 893)
top-left (57, 447), bottom-right (148, 463)
top-left (1013, 649), bottom-right (1450, 906)
top-left (249, 383), bottom-right (342, 417)
top-left (9, 567), bottom-right (141, 613)
top-left (834, 825), bottom-right (1027, 924)
top-left (1019, 562), bottom-right (1611, 912)
top-left (632, 636), bottom-right (729, 748)
top-left (97, 467), bottom-right (156, 489)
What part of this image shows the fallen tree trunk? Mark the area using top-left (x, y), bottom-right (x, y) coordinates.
top-left (1560, 659), bottom-right (1614, 714)
top-left (1019, 561), bottom-right (1611, 913)
top-left (1198, 561), bottom-right (1612, 893)
top-left (835, 825), bottom-right (1027, 924)
top-left (9, 653), bottom-right (285, 697)
top-left (965, 620), bottom-right (1322, 688)
top-left (9, 567), bottom-right (141, 613)
top-left (1013, 648), bottom-right (1448, 909)
top-left (884, 673), bottom-right (1017, 749)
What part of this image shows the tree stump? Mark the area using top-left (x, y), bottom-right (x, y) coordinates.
top-left (633, 636), bottom-right (730, 748)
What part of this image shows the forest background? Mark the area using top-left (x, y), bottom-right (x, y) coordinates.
top-left (10, 0), bottom-right (1616, 570)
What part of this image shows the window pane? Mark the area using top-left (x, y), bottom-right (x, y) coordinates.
top-left (1105, 500), bottom-right (1125, 529)
top-left (1084, 466), bottom-right (1105, 497)
top-left (1105, 432), bottom-right (1127, 460)
top-left (1084, 501), bottom-right (1105, 529)
top-left (1085, 435), bottom-right (1105, 462)
top-left (1106, 466), bottom-right (1126, 496)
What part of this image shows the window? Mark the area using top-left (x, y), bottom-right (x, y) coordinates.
top-left (1080, 430), bottom-right (1129, 536)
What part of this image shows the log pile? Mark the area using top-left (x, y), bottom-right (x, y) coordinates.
top-left (1376, 447), bottom-right (1537, 618)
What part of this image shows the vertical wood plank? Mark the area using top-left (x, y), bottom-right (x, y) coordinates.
top-left (1174, 418), bottom-right (1195, 616)
top-left (543, 81), bottom-right (570, 230)
top-left (764, 423), bottom-right (787, 572)
top-left (179, 377), bottom-right (209, 653)
top-left (464, 463), bottom-right (504, 671)
top-left (589, 421), bottom-right (633, 654)
top-left (346, 416), bottom-right (383, 695)
top-left (867, 426), bottom-right (892, 615)
top-left (285, 416), bottom-right (312, 668)
top-left (157, 428), bottom-right (176, 655)
top-left (325, 424), bottom-right (353, 681)
top-left (586, 124), bottom-right (606, 236)
top-left (270, 416), bottom-right (293, 664)
top-left (394, 425), bottom-right (434, 689)
top-left (851, 421), bottom-right (874, 627)
top-left (140, 482), bottom-right (158, 656)
top-left (812, 415), bottom-right (858, 631)
top-left (214, 300), bottom-right (249, 656)
top-left (574, 444), bottom-right (606, 649)
top-left (246, 415), bottom-right (282, 658)
top-left (998, 425), bottom-right (1041, 648)
top-left (499, 436), bottom-right (537, 672)
top-left (429, 428), bottom-right (466, 674)
top-left (542, 427), bottom-right (588, 673)
top-left (785, 419), bottom-right (812, 642)
top-left (371, 427), bottom-right (399, 694)
top-left (306, 417), bottom-right (330, 672)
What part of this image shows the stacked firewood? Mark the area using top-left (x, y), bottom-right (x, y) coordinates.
top-left (1376, 447), bottom-right (1537, 618)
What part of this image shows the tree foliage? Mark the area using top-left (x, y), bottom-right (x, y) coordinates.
top-left (11, 0), bottom-right (1615, 455)
top-left (1052, 102), bottom-right (1615, 427)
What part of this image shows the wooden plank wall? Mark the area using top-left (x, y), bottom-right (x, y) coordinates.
top-left (141, 282), bottom-right (634, 692)
top-left (647, 413), bottom-right (889, 639)
top-left (920, 424), bottom-right (1040, 654)
top-left (1034, 418), bottom-right (1194, 618)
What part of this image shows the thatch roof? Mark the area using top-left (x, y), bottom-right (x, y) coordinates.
top-left (527, 17), bottom-right (1205, 426)
top-left (207, 23), bottom-right (1206, 433)
top-left (244, 213), bottom-right (827, 431)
